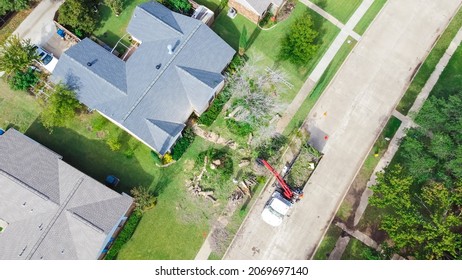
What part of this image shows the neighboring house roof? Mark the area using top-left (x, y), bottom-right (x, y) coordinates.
top-left (0, 129), bottom-right (133, 260)
top-left (52, 1), bottom-right (235, 155)
top-left (234, 0), bottom-right (284, 15)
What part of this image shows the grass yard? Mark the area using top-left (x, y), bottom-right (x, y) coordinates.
top-left (0, 80), bottom-right (42, 132)
top-left (396, 6), bottom-right (462, 115)
top-left (213, 4), bottom-right (340, 103)
top-left (428, 41), bottom-right (462, 100)
top-left (93, 0), bottom-right (147, 49)
top-left (310, 0), bottom-right (363, 24)
top-left (313, 224), bottom-right (342, 260)
top-left (0, 78), bottom-right (248, 259)
top-left (353, 0), bottom-right (387, 35)
top-left (283, 37), bottom-right (357, 135)
top-left (194, 0), bottom-right (222, 12)
top-left (341, 238), bottom-right (374, 260)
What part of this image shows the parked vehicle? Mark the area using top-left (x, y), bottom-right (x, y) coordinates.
top-left (105, 175), bottom-right (120, 188)
top-left (261, 192), bottom-right (292, 227)
top-left (33, 45), bottom-right (58, 73)
top-left (257, 158), bottom-right (304, 227)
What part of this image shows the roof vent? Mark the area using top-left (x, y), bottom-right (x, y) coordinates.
top-left (87, 59), bottom-right (98, 67)
top-left (156, 63), bottom-right (161, 70)
top-left (167, 44), bottom-right (173, 55)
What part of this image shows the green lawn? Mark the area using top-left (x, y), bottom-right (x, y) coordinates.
top-left (353, 0), bottom-right (387, 35)
top-left (313, 224), bottom-right (342, 260)
top-left (0, 80), bottom-right (41, 132)
top-left (396, 6), bottom-right (462, 115)
top-left (310, 0), bottom-right (363, 24)
top-left (283, 37), bottom-right (357, 135)
top-left (194, 0), bottom-right (222, 12)
top-left (93, 0), bottom-right (148, 49)
top-left (341, 238), bottom-right (373, 260)
top-left (213, 4), bottom-right (340, 103)
top-left (428, 40), bottom-right (462, 100)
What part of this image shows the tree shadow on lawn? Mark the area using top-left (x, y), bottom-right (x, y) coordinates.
top-left (25, 118), bottom-right (155, 195)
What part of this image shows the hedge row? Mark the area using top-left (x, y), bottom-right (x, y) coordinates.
top-left (171, 126), bottom-right (195, 160)
top-left (105, 211), bottom-right (142, 260)
top-left (197, 90), bottom-right (231, 126)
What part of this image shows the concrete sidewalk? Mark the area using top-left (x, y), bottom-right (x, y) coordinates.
top-left (225, 0), bottom-right (461, 260)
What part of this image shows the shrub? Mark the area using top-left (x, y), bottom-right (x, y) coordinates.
top-left (91, 115), bottom-right (109, 131)
top-left (106, 134), bottom-right (121, 151)
top-left (163, 0), bottom-right (192, 15)
top-left (171, 126), bottom-right (195, 160)
top-left (105, 211), bottom-right (142, 260)
top-left (226, 118), bottom-right (253, 137)
top-left (198, 90), bottom-right (231, 126)
top-left (8, 68), bottom-right (38, 91)
top-left (105, 0), bottom-right (123, 15)
top-left (162, 153), bottom-right (174, 165)
top-left (130, 186), bottom-right (156, 213)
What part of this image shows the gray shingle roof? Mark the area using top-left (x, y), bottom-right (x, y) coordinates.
top-left (52, 1), bottom-right (235, 155)
top-left (0, 129), bottom-right (133, 260)
top-left (235, 0), bottom-right (284, 15)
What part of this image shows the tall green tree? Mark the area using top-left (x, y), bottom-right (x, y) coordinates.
top-left (0, 0), bottom-right (30, 16)
top-left (40, 83), bottom-right (82, 130)
top-left (370, 165), bottom-right (462, 259)
top-left (0, 35), bottom-right (37, 75)
top-left (58, 0), bottom-right (100, 35)
top-left (279, 14), bottom-right (318, 66)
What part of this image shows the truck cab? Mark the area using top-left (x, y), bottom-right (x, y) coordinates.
top-left (261, 192), bottom-right (292, 227)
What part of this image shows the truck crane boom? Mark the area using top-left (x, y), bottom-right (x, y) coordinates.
top-left (257, 158), bottom-right (303, 203)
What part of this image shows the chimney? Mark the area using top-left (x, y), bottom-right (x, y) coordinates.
top-left (167, 44), bottom-right (173, 55)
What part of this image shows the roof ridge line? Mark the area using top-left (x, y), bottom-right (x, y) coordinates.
top-left (122, 21), bottom-right (203, 122)
top-left (176, 66), bottom-right (215, 89)
top-left (139, 4), bottom-right (183, 36)
top-left (26, 176), bottom-right (85, 259)
top-left (0, 169), bottom-right (54, 203)
top-left (65, 51), bottom-right (128, 96)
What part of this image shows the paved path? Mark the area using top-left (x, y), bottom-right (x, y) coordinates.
top-left (275, 0), bottom-right (375, 133)
top-left (13, 0), bottom-right (64, 45)
top-left (353, 26), bottom-right (462, 227)
top-left (225, 0), bottom-right (461, 260)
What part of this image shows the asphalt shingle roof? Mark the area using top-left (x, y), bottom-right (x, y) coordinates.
top-left (0, 129), bottom-right (133, 260)
top-left (52, 1), bottom-right (235, 155)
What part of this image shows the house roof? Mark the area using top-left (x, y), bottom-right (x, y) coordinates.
top-left (52, 1), bottom-right (235, 155)
top-left (0, 129), bottom-right (133, 260)
top-left (234, 0), bottom-right (284, 15)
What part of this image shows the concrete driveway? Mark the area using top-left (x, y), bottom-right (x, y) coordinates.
top-left (13, 0), bottom-right (65, 55)
top-left (224, 0), bottom-right (462, 260)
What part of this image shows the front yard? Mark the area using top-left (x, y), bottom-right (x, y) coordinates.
top-left (213, 3), bottom-right (340, 103)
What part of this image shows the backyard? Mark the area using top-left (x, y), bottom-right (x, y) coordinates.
top-left (0, 76), bottom-right (252, 259)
